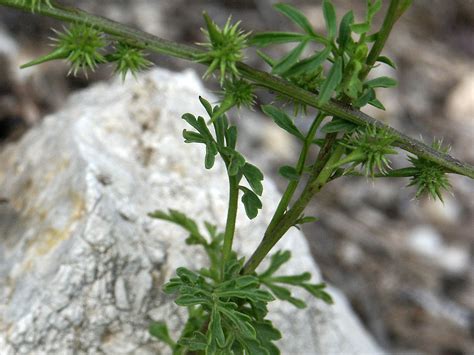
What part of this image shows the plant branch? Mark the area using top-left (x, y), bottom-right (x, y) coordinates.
top-left (2, 0), bottom-right (473, 179)
top-left (361, 0), bottom-right (401, 78)
top-left (242, 134), bottom-right (342, 274)
top-left (266, 112), bottom-right (325, 232)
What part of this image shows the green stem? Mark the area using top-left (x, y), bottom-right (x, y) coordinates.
top-left (1, 0), bottom-right (473, 179)
top-left (221, 175), bottom-right (239, 276)
top-left (360, 0), bottom-right (400, 79)
top-left (243, 134), bottom-right (343, 274)
top-left (267, 112), bottom-right (325, 232)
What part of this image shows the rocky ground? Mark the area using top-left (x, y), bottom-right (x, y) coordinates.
top-left (0, 1), bottom-right (473, 354)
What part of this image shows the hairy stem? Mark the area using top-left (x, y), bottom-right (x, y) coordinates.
top-left (1, 0), bottom-right (473, 179)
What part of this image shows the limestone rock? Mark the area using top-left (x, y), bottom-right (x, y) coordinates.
top-left (0, 68), bottom-right (381, 354)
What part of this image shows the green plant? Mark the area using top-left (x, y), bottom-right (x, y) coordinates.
top-left (2, 0), bottom-right (473, 353)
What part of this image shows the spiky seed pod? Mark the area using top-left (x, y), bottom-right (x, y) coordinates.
top-left (21, 24), bottom-right (107, 76)
top-left (56, 24), bottom-right (107, 76)
top-left (195, 13), bottom-right (250, 84)
top-left (407, 140), bottom-right (452, 202)
top-left (16, 0), bottom-right (53, 12)
top-left (338, 124), bottom-right (398, 177)
top-left (109, 42), bottom-right (152, 80)
top-left (210, 79), bottom-right (255, 121)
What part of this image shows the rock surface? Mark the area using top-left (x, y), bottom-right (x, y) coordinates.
top-left (0, 69), bottom-right (381, 354)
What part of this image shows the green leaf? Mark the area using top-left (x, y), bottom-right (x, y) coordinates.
top-left (265, 283), bottom-right (307, 309)
top-left (250, 32), bottom-right (308, 47)
top-left (149, 322), bottom-right (175, 348)
top-left (302, 283), bottom-right (334, 304)
top-left (295, 215), bottom-right (318, 226)
top-left (210, 306), bottom-right (226, 348)
top-left (199, 96), bottom-right (213, 116)
top-left (253, 320), bottom-right (282, 343)
top-left (278, 166), bottom-right (300, 181)
top-left (270, 273), bottom-right (312, 285)
top-left (351, 22), bottom-right (370, 34)
top-left (225, 125), bottom-right (238, 149)
top-left (216, 289), bottom-right (274, 303)
top-left (261, 105), bottom-right (304, 140)
top-left (256, 50), bottom-right (276, 68)
top-left (148, 209), bottom-right (206, 245)
top-left (365, 76), bottom-right (398, 88)
top-left (337, 10), bottom-right (354, 50)
top-left (283, 46), bottom-right (330, 77)
top-left (205, 141), bottom-right (218, 169)
top-left (272, 40), bottom-right (307, 76)
top-left (175, 294), bottom-right (210, 307)
top-left (182, 130), bottom-right (206, 144)
top-left (274, 3), bottom-right (316, 37)
top-left (321, 117), bottom-right (358, 133)
top-left (354, 87), bottom-right (376, 108)
top-left (240, 186), bottom-right (262, 219)
top-left (317, 57), bottom-right (343, 105)
top-left (323, 0), bottom-right (337, 39)
top-left (222, 147), bottom-right (246, 176)
top-left (242, 163), bottom-right (264, 196)
top-left (368, 0), bottom-right (383, 21)
top-left (218, 306), bottom-right (256, 339)
top-left (376, 55), bottom-right (397, 69)
top-left (260, 250), bottom-right (291, 278)
top-left (237, 337), bottom-right (268, 355)
top-left (369, 98), bottom-right (386, 110)
top-left (178, 331), bottom-right (207, 351)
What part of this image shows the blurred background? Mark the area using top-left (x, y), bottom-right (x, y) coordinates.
top-left (0, 1), bottom-right (473, 353)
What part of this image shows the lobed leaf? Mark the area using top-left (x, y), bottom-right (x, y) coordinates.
top-left (240, 186), bottom-right (262, 219)
top-left (242, 163), bottom-right (264, 196)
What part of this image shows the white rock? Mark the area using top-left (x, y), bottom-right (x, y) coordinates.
top-left (0, 68), bottom-right (382, 354)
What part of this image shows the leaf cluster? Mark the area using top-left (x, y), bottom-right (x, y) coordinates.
top-left (251, 1), bottom-right (397, 112)
top-left (149, 208), bottom-right (333, 354)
